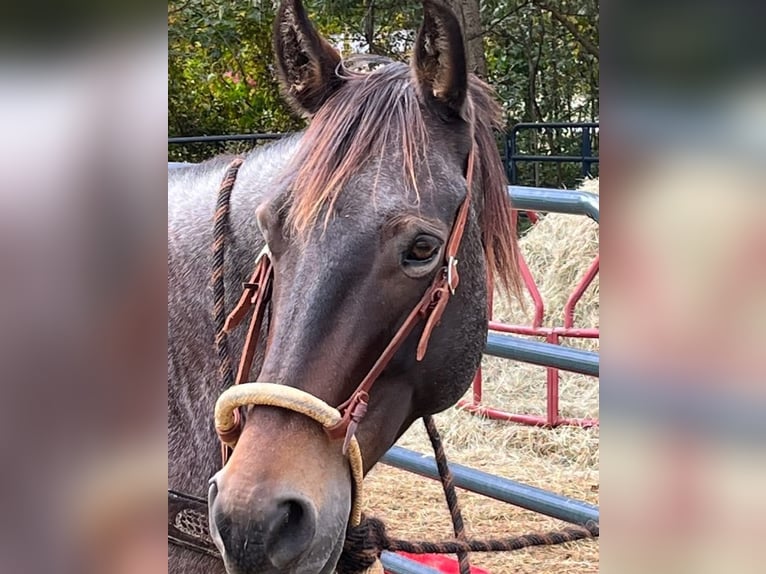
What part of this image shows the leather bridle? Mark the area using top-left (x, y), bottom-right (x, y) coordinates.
top-left (217, 146), bottom-right (476, 459)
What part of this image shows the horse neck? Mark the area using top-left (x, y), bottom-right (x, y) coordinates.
top-left (167, 135), bottom-right (303, 494)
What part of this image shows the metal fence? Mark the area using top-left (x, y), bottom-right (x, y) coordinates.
top-left (504, 122), bottom-right (599, 187)
top-left (381, 186), bottom-right (599, 573)
top-left (458, 186), bottom-right (600, 428)
top-left (168, 122), bottom-right (600, 188)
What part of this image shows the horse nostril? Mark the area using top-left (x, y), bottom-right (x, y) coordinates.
top-left (264, 497), bottom-right (317, 568)
top-left (208, 477), bottom-right (218, 500)
top-left (207, 478), bottom-right (228, 554)
top-left (208, 487), bottom-right (318, 570)
top-left (208, 477), bottom-right (220, 514)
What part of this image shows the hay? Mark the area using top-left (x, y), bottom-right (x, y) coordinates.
top-left (365, 178), bottom-right (600, 573)
top-left (496, 176), bottom-right (600, 347)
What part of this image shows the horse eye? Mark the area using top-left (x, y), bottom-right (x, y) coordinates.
top-left (404, 235), bottom-right (441, 264)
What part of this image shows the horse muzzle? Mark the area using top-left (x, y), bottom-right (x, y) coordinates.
top-left (208, 383), bottom-right (363, 574)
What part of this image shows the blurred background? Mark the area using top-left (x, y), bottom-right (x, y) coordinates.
top-left (602, 0), bottom-right (766, 572)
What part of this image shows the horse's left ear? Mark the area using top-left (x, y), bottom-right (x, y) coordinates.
top-left (411, 0), bottom-right (468, 119)
top-left (273, 0), bottom-right (344, 116)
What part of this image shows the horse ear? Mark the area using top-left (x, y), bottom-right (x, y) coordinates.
top-left (273, 0), bottom-right (343, 116)
top-left (411, 0), bottom-right (468, 119)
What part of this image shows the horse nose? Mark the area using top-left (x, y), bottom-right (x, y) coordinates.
top-left (262, 497), bottom-right (317, 566)
top-left (209, 480), bottom-right (318, 570)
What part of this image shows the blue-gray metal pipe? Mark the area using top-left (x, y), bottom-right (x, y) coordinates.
top-left (510, 121), bottom-right (599, 131)
top-left (380, 551), bottom-right (442, 574)
top-left (381, 446), bottom-right (599, 526)
top-left (485, 332), bottom-right (599, 377)
top-left (508, 154), bottom-right (599, 163)
top-left (508, 186), bottom-right (599, 223)
top-left (168, 133), bottom-right (285, 144)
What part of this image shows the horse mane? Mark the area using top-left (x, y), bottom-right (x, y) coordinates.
top-left (283, 56), bottom-right (521, 298)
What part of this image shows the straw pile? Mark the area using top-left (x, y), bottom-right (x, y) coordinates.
top-left (364, 178), bottom-right (600, 573)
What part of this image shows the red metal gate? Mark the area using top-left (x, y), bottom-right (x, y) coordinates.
top-left (458, 203), bottom-right (599, 428)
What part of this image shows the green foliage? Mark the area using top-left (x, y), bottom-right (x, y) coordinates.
top-left (168, 0), bottom-right (599, 187)
top-left (510, 125), bottom-right (599, 188)
top-left (483, 0), bottom-right (599, 187)
top-left (169, 0), bottom-right (305, 161)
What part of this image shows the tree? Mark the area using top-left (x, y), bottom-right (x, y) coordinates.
top-left (168, 0), bottom-right (600, 187)
top-left (446, 0), bottom-right (487, 77)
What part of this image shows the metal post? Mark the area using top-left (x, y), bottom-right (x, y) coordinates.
top-left (546, 332), bottom-right (560, 426)
top-left (507, 128), bottom-right (517, 184)
top-left (581, 126), bottom-right (592, 178)
top-left (517, 249), bottom-right (545, 329)
top-left (564, 256), bottom-right (600, 329)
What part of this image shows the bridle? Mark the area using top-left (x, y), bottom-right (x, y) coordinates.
top-left (174, 138), bottom-right (599, 572)
top-left (170, 116), bottom-right (601, 572)
top-left (213, 144), bottom-right (477, 527)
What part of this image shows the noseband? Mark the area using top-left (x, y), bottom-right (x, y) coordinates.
top-left (214, 147), bottom-right (476, 526)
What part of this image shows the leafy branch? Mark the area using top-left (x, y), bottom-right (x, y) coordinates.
top-left (531, 0), bottom-right (599, 59)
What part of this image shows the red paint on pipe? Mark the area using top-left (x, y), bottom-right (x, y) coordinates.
top-left (564, 255), bottom-right (599, 329)
top-left (456, 402), bottom-right (599, 428)
top-left (465, 237), bottom-right (599, 427)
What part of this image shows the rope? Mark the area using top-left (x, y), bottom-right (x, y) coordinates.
top-left (338, 416), bottom-right (599, 574)
top-left (211, 158), bottom-right (244, 389)
top-left (339, 516), bottom-right (599, 573)
top-left (423, 415), bottom-right (470, 574)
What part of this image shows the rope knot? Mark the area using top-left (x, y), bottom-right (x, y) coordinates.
top-left (337, 516), bottom-right (390, 574)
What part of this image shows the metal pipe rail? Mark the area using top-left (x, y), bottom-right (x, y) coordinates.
top-left (508, 186), bottom-right (600, 222)
top-left (382, 446), bottom-right (599, 526)
top-left (381, 552), bottom-right (442, 574)
top-left (168, 133), bottom-right (285, 144)
top-left (508, 154), bottom-right (599, 163)
top-left (505, 122), bottom-right (599, 185)
top-left (485, 332), bottom-right (599, 377)
top-left (510, 121), bottom-right (599, 130)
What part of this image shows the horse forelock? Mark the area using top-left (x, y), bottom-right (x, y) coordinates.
top-left (281, 56), bottom-right (521, 300)
top-left (282, 58), bottom-right (426, 234)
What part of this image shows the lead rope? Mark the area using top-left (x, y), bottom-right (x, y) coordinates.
top-left (423, 415), bottom-right (471, 574)
top-left (211, 157), bottom-right (244, 391)
top-left (339, 416), bottom-right (599, 574)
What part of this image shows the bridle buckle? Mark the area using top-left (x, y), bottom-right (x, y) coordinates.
top-left (447, 256), bottom-right (458, 295)
top-left (255, 243), bottom-right (272, 265)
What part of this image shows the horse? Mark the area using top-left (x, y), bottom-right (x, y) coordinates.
top-left (168, 1), bottom-right (520, 573)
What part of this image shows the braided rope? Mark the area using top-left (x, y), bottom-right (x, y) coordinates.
top-left (388, 522), bottom-right (600, 554)
top-left (338, 417), bottom-right (599, 574)
top-left (423, 415), bottom-right (471, 574)
top-left (211, 158), bottom-right (244, 389)
top-left (341, 516), bottom-right (598, 572)
top-left (214, 382), bottom-right (365, 527)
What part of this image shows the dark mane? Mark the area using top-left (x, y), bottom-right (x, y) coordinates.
top-left (284, 56), bottom-right (520, 297)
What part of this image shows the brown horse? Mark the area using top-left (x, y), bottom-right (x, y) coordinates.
top-left (168, 1), bottom-right (519, 573)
